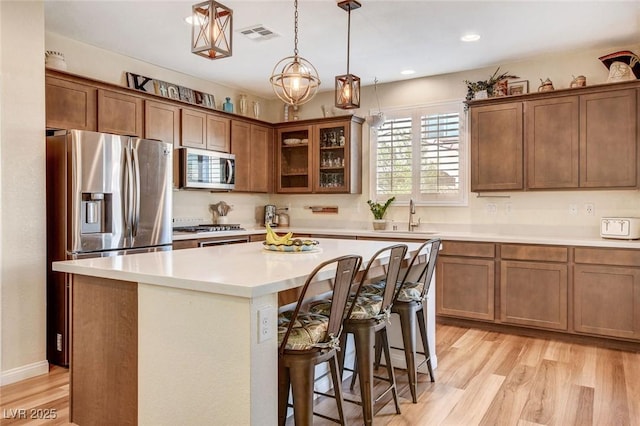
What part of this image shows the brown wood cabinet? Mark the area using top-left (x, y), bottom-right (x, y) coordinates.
top-left (436, 241), bottom-right (496, 321)
top-left (499, 244), bottom-right (569, 330)
top-left (97, 89), bottom-right (143, 137)
top-left (470, 102), bottom-right (523, 191)
top-left (579, 88), bottom-right (637, 188)
top-left (46, 77), bottom-right (97, 131)
top-left (275, 116), bottom-right (363, 194)
top-left (172, 240), bottom-right (199, 250)
top-left (525, 96), bottom-right (579, 189)
top-left (145, 100), bottom-right (181, 188)
top-left (470, 81), bottom-right (639, 192)
top-left (231, 121), bottom-right (272, 193)
top-left (181, 108), bottom-right (230, 152)
top-left (574, 247), bottom-right (640, 340)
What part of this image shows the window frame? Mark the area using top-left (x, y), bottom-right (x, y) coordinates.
top-left (369, 99), bottom-right (468, 207)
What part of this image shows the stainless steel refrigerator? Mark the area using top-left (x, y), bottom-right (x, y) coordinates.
top-left (46, 129), bottom-right (173, 366)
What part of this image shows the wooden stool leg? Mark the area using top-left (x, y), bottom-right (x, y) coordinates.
top-left (398, 307), bottom-right (419, 403)
top-left (278, 360), bottom-right (290, 426)
top-left (353, 326), bottom-right (375, 426)
top-left (329, 354), bottom-right (347, 426)
top-left (416, 306), bottom-right (435, 382)
top-left (379, 328), bottom-right (401, 414)
top-left (288, 358), bottom-right (315, 425)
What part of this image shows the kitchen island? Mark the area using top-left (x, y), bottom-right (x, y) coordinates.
top-left (53, 238), bottom-right (428, 425)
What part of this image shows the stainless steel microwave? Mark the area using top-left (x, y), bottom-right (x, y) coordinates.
top-left (178, 148), bottom-right (235, 190)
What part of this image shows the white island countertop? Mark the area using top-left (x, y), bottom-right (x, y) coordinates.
top-left (53, 238), bottom-right (425, 298)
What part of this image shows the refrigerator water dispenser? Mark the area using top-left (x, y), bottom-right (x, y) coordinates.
top-left (81, 193), bottom-right (111, 234)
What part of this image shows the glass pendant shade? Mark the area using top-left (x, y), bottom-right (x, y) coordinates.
top-left (335, 73), bottom-right (360, 109)
top-left (191, 1), bottom-right (232, 60)
top-left (269, 0), bottom-right (320, 106)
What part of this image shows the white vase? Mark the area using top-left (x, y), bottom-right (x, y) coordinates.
top-left (217, 216), bottom-right (229, 224)
top-left (253, 101), bottom-right (260, 118)
top-left (372, 219), bottom-right (387, 231)
top-left (239, 95), bottom-right (248, 115)
top-left (45, 51), bottom-right (67, 71)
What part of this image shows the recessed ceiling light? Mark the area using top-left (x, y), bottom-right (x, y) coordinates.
top-left (461, 34), bottom-right (481, 42)
top-left (401, 69), bottom-right (415, 75)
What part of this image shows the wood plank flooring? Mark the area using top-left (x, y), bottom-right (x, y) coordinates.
top-left (2, 324), bottom-right (640, 425)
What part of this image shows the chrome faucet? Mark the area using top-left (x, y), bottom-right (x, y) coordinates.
top-left (408, 199), bottom-right (420, 231)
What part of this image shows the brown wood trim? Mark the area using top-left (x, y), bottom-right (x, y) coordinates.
top-left (575, 247), bottom-right (640, 267)
top-left (501, 243), bottom-right (568, 262)
top-left (71, 276), bottom-right (137, 425)
top-left (439, 240), bottom-right (495, 258)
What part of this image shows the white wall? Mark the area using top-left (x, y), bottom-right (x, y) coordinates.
top-left (0, 1), bottom-right (49, 385)
top-left (45, 32), bottom-right (280, 123)
top-left (272, 43), bottom-right (640, 234)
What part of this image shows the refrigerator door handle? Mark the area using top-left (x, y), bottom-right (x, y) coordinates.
top-left (131, 144), bottom-right (141, 237)
top-left (226, 158), bottom-right (234, 184)
top-left (124, 144), bottom-right (134, 239)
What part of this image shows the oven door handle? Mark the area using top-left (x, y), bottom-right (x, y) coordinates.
top-left (198, 237), bottom-right (249, 247)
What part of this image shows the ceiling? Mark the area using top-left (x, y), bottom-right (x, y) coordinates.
top-left (44, 1), bottom-right (640, 99)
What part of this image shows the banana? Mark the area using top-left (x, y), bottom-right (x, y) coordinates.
top-left (265, 224), bottom-right (293, 245)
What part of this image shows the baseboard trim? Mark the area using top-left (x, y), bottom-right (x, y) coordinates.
top-left (0, 360), bottom-right (49, 386)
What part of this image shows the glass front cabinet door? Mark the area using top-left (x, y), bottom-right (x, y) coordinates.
top-left (276, 116), bottom-right (363, 194)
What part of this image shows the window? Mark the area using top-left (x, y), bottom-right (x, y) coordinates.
top-left (371, 100), bottom-right (467, 206)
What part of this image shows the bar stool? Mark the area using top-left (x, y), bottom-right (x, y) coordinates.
top-left (368, 238), bottom-right (441, 403)
top-left (278, 254), bottom-right (362, 426)
top-left (310, 244), bottom-right (407, 425)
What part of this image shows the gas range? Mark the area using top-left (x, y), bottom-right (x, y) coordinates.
top-left (173, 224), bottom-right (245, 233)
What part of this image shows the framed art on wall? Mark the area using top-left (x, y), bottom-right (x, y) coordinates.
top-left (508, 80), bottom-right (529, 96)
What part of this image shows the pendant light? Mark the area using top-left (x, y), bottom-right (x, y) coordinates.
top-left (270, 0), bottom-right (321, 106)
top-left (335, 0), bottom-right (361, 109)
top-left (191, 1), bottom-right (233, 60)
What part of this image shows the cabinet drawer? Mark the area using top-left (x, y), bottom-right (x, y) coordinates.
top-left (501, 244), bottom-right (568, 262)
top-left (574, 247), bottom-right (640, 267)
top-left (440, 241), bottom-right (495, 258)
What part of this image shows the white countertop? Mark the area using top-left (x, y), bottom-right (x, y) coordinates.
top-left (172, 225), bottom-right (640, 249)
top-left (53, 239), bottom-right (424, 298)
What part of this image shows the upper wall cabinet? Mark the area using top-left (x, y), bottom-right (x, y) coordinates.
top-left (97, 89), bottom-right (144, 137)
top-left (470, 102), bottom-right (523, 191)
top-left (181, 107), bottom-right (230, 152)
top-left (231, 121), bottom-right (272, 193)
top-left (46, 77), bottom-right (97, 131)
top-left (275, 116), bottom-right (363, 194)
top-left (469, 80), bottom-right (640, 192)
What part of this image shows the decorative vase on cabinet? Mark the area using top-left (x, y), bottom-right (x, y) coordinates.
top-left (223, 97), bottom-right (233, 113)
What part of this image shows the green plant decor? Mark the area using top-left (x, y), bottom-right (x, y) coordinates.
top-left (367, 197), bottom-right (395, 220)
top-left (464, 67), bottom-right (518, 103)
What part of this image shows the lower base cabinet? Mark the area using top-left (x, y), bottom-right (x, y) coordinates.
top-left (574, 264), bottom-right (640, 340)
top-left (436, 241), bottom-right (495, 321)
top-left (500, 260), bottom-right (568, 330)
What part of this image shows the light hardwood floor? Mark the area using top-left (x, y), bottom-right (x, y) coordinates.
top-left (2, 324), bottom-right (640, 425)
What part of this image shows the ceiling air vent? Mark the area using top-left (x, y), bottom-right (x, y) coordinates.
top-left (238, 25), bottom-right (279, 41)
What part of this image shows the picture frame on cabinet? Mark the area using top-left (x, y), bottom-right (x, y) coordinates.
top-left (508, 80), bottom-right (529, 96)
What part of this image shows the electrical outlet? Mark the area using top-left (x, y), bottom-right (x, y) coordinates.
top-left (257, 306), bottom-right (275, 343)
top-left (485, 203), bottom-right (497, 215)
top-left (56, 333), bottom-right (63, 351)
top-left (585, 203), bottom-right (594, 216)
top-left (504, 202), bottom-right (513, 215)
top-left (569, 204), bottom-right (578, 216)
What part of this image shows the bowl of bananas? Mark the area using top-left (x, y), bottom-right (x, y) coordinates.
top-left (263, 225), bottom-right (320, 253)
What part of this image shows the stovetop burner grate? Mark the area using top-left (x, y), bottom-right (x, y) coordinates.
top-left (173, 224), bottom-right (245, 233)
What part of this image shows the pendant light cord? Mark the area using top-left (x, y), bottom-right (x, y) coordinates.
top-left (346, 5), bottom-right (351, 74)
top-left (293, 0), bottom-right (299, 56)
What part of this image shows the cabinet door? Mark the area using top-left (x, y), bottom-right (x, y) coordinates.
top-left (97, 89), bottom-right (143, 136)
top-left (231, 120), bottom-right (251, 192)
top-left (314, 121), bottom-right (355, 193)
top-left (500, 260), bottom-right (568, 330)
top-left (173, 240), bottom-right (199, 250)
top-left (181, 108), bottom-right (206, 148)
top-left (525, 96), bottom-right (579, 189)
top-left (46, 77), bottom-right (97, 131)
top-left (145, 100), bottom-right (180, 144)
top-left (276, 125), bottom-right (313, 193)
top-left (574, 264), bottom-right (640, 340)
top-left (145, 100), bottom-right (180, 188)
top-left (579, 89), bottom-right (637, 188)
top-left (250, 124), bottom-right (272, 193)
top-left (206, 115), bottom-right (230, 152)
top-left (471, 102), bottom-right (523, 191)
top-left (436, 256), bottom-right (495, 320)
